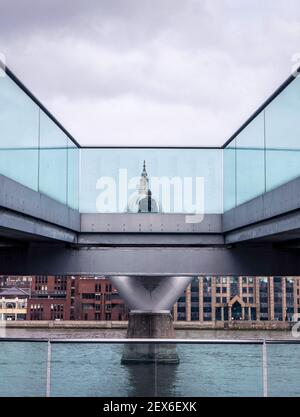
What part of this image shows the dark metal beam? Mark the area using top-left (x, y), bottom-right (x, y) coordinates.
top-left (0, 174), bottom-right (80, 232)
top-left (81, 213), bottom-right (222, 234)
top-left (225, 210), bottom-right (300, 244)
top-left (0, 207), bottom-right (77, 243)
top-left (0, 243), bottom-right (299, 276)
top-left (223, 175), bottom-right (300, 233)
top-left (78, 233), bottom-right (223, 246)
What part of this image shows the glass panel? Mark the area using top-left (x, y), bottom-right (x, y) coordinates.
top-left (50, 343), bottom-right (263, 397)
top-left (172, 344), bottom-right (263, 396)
top-left (50, 343), bottom-right (129, 396)
top-left (67, 138), bottom-right (79, 210)
top-left (267, 343), bottom-right (300, 397)
top-left (79, 149), bottom-right (222, 214)
top-left (0, 75), bottom-right (39, 190)
top-left (266, 76), bottom-right (300, 191)
top-left (223, 139), bottom-right (236, 211)
top-left (39, 111), bottom-right (68, 204)
top-left (0, 341), bottom-right (47, 397)
top-left (3, 341), bottom-right (300, 397)
top-left (236, 112), bottom-right (265, 206)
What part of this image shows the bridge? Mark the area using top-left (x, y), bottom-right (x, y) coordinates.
top-left (1, 61), bottom-right (300, 358)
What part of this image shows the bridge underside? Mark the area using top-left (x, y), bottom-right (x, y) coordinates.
top-left (0, 243), bottom-right (299, 276)
top-left (1, 172), bottom-right (300, 277)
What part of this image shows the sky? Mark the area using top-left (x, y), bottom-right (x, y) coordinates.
top-left (0, 0), bottom-right (300, 147)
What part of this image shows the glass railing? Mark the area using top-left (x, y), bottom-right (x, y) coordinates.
top-left (0, 340), bottom-right (48, 397)
top-left (0, 338), bottom-right (299, 397)
top-left (1, 66), bottom-right (300, 215)
top-left (0, 70), bottom-right (79, 210)
top-left (79, 148), bottom-right (223, 214)
top-left (224, 74), bottom-right (300, 211)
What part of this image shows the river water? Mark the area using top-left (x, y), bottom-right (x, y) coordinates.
top-left (1, 329), bottom-right (299, 397)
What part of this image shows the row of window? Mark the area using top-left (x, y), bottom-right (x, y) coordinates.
top-left (176, 307), bottom-right (300, 321)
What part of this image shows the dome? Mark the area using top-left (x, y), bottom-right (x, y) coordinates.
top-left (127, 191), bottom-right (147, 213)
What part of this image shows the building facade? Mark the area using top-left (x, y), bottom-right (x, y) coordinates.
top-left (26, 275), bottom-right (128, 321)
top-left (173, 276), bottom-right (300, 322)
top-left (0, 276), bottom-right (32, 290)
top-left (0, 287), bottom-right (29, 320)
top-left (1, 275), bottom-right (300, 322)
top-left (72, 276), bottom-right (128, 321)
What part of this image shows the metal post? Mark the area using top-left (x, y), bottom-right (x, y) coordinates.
top-left (46, 340), bottom-right (52, 397)
top-left (154, 343), bottom-right (157, 397)
top-left (262, 340), bottom-right (268, 397)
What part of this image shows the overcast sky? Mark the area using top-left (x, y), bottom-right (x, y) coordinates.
top-left (1, 0), bottom-right (300, 147)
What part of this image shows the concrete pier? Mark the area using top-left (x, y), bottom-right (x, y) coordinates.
top-left (110, 275), bottom-right (193, 364)
top-left (121, 311), bottom-right (179, 364)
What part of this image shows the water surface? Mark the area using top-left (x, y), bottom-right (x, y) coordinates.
top-left (1, 329), bottom-right (299, 397)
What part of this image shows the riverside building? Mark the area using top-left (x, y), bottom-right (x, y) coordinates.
top-left (25, 275), bottom-right (128, 321)
top-left (173, 276), bottom-right (300, 322)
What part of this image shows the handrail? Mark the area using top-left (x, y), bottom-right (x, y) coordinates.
top-left (0, 337), bottom-right (299, 344)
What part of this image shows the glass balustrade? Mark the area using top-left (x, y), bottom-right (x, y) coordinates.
top-left (0, 339), bottom-right (299, 397)
top-left (79, 148), bottom-right (223, 214)
top-left (1, 68), bottom-right (300, 214)
top-left (224, 74), bottom-right (300, 211)
top-left (0, 341), bottom-right (47, 397)
top-left (0, 71), bottom-right (79, 211)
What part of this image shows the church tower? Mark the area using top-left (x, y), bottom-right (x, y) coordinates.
top-left (127, 161), bottom-right (161, 213)
top-left (138, 160), bottom-right (149, 195)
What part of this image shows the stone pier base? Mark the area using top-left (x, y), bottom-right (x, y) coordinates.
top-left (121, 311), bottom-right (179, 364)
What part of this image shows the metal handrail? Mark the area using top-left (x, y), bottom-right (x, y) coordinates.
top-left (1, 337), bottom-right (299, 397)
top-left (0, 337), bottom-right (299, 344)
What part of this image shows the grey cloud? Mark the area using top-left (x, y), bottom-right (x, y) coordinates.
top-left (0, 0), bottom-right (300, 146)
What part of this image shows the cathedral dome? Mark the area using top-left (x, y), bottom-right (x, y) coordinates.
top-left (127, 192), bottom-right (148, 213)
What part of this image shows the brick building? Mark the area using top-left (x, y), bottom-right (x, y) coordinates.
top-left (173, 276), bottom-right (300, 322)
top-left (26, 275), bottom-right (128, 321)
top-left (27, 275), bottom-right (71, 320)
top-left (72, 276), bottom-right (128, 321)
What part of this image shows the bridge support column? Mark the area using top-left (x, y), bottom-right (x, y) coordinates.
top-left (109, 275), bottom-right (193, 364)
top-left (122, 310), bottom-right (178, 364)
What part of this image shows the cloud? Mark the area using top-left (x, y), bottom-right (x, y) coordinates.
top-left (0, 0), bottom-right (300, 146)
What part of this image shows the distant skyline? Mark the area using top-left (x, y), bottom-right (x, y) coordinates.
top-left (1, 0), bottom-right (300, 147)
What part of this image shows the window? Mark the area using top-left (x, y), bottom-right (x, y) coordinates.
top-left (82, 293), bottom-right (95, 299)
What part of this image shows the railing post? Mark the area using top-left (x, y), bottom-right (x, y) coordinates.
top-left (262, 340), bottom-right (268, 397)
top-left (46, 339), bottom-right (52, 397)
